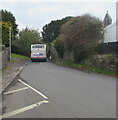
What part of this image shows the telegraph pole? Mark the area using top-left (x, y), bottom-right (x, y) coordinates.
top-left (9, 26), bottom-right (11, 61)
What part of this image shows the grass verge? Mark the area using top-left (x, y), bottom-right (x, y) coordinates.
top-left (56, 59), bottom-right (116, 77)
top-left (11, 53), bottom-right (30, 60)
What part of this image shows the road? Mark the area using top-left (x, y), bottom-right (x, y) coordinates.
top-left (2, 62), bottom-right (116, 118)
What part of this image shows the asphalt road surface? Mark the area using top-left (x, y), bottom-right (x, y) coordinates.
top-left (2, 62), bottom-right (116, 118)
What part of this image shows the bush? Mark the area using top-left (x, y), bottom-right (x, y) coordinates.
top-left (73, 43), bottom-right (95, 63)
top-left (12, 28), bottom-right (40, 56)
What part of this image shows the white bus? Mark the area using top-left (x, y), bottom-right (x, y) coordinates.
top-left (31, 44), bottom-right (47, 62)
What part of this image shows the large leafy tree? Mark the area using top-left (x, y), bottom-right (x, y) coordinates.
top-left (41, 16), bottom-right (72, 43)
top-left (58, 14), bottom-right (104, 62)
top-left (0, 10), bottom-right (18, 43)
top-left (12, 28), bottom-right (40, 56)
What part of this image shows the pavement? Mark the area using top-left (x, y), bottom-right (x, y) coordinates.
top-left (1, 58), bottom-right (28, 92)
top-left (2, 62), bottom-right (116, 118)
top-left (0, 57), bottom-right (28, 119)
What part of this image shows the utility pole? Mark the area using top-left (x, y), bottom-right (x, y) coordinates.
top-left (9, 26), bottom-right (11, 61)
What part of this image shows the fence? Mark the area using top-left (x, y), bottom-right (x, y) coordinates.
top-left (97, 42), bottom-right (118, 54)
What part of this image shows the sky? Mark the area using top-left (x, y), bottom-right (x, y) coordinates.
top-left (0, 0), bottom-right (117, 33)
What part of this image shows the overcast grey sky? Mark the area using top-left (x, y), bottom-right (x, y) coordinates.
top-left (0, 1), bottom-right (117, 32)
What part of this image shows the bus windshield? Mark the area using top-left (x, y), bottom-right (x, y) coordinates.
top-left (32, 45), bottom-right (44, 49)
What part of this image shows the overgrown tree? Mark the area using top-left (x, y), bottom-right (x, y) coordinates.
top-left (58, 14), bottom-right (104, 62)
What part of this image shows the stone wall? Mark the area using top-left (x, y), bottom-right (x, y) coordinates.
top-left (0, 52), bottom-right (2, 70)
top-left (84, 54), bottom-right (117, 72)
top-left (49, 44), bottom-right (74, 62)
top-left (0, 47), bottom-right (10, 70)
top-left (49, 45), bottom-right (59, 61)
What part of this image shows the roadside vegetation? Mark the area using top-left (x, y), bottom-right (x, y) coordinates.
top-left (0, 9), bottom-right (41, 57)
top-left (55, 58), bottom-right (116, 76)
top-left (0, 10), bottom-right (18, 47)
top-left (11, 53), bottom-right (30, 60)
top-left (42, 14), bottom-right (117, 77)
top-left (12, 28), bottom-right (41, 56)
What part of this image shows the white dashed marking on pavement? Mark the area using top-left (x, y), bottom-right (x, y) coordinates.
top-left (18, 79), bottom-right (48, 99)
top-left (3, 87), bottom-right (29, 95)
top-left (1, 100), bottom-right (49, 118)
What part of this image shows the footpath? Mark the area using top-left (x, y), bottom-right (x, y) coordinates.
top-left (1, 58), bottom-right (29, 93)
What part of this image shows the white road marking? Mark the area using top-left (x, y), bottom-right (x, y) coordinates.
top-left (1, 100), bottom-right (49, 118)
top-left (18, 79), bottom-right (48, 99)
top-left (3, 87), bottom-right (29, 95)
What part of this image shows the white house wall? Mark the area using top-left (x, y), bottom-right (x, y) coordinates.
top-left (116, 20), bottom-right (118, 42)
top-left (104, 21), bottom-right (117, 43)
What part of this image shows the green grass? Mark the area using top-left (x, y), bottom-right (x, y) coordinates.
top-left (61, 59), bottom-right (77, 67)
top-left (60, 59), bottom-right (116, 76)
top-left (11, 53), bottom-right (30, 60)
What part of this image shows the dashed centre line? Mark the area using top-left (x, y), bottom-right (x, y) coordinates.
top-left (18, 79), bottom-right (48, 99)
top-left (3, 87), bottom-right (29, 95)
top-left (1, 100), bottom-right (49, 118)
